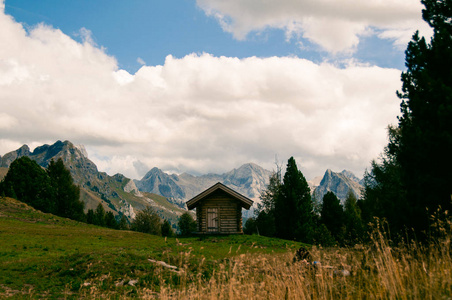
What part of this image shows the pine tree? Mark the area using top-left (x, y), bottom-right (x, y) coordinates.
top-left (388, 0), bottom-right (452, 235)
top-left (47, 158), bottom-right (84, 221)
top-left (94, 203), bottom-right (106, 227)
top-left (0, 157), bottom-right (54, 213)
top-left (343, 191), bottom-right (364, 245)
top-left (105, 211), bottom-right (119, 229)
top-left (178, 212), bottom-right (197, 236)
top-left (320, 191), bottom-right (344, 244)
top-left (275, 157), bottom-right (314, 242)
top-left (86, 209), bottom-right (95, 224)
top-left (255, 171), bottom-right (281, 237)
top-left (118, 214), bottom-right (129, 230)
top-left (161, 219), bottom-right (174, 237)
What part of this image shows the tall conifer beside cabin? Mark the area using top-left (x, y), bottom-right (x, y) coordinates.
top-left (186, 182), bottom-right (253, 234)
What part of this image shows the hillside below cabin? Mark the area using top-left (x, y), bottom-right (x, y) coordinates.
top-left (186, 182), bottom-right (253, 234)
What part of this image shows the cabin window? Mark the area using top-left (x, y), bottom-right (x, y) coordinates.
top-left (207, 208), bottom-right (219, 232)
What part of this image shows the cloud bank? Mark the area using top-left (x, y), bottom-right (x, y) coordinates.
top-left (0, 3), bottom-right (402, 179)
top-left (197, 0), bottom-right (430, 53)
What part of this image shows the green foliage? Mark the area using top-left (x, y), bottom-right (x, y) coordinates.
top-left (131, 206), bottom-right (162, 236)
top-left (47, 158), bottom-right (84, 221)
top-left (94, 203), bottom-right (106, 227)
top-left (362, 0), bottom-right (452, 240)
top-left (86, 209), bottom-right (95, 224)
top-left (118, 214), bottom-right (129, 230)
top-left (343, 191), bottom-right (364, 245)
top-left (105, 211), bottom-right (119, 229)
top-left (275, 157), bottom-right (315, 243)
top-left (255, 171), bottom-right (280, 237)
top-left (178, 212), bottom-right (197, 236)
top-left (390, 0), bottom-right (452, 235)
top-left (313, 223), bottom-right (336, 247)
top-left (243, 217), bottom-right (257, 235)
top-left (255, 210), bottom-right (276, 237)
top-left (0, 157), bottom-right (54, 213)
top-left (161, 219), bottom-right (174, 237)
top-left (360, 133), bottom-right (407, 235)
top-left (320, 191), bottom-right (345, 244)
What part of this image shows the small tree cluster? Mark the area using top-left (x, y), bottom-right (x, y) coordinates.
top-left (178, 212), bottom-right (197, 236)
top-left (0, 157), bottom-right (85, 221)
top-left (251, 157), bottom-right (317, 244)
top-left (86, 203), bottom-right (129, 230)
top-left (249, 157), bottom-right (365, 246)
top-left (131, 206), bottom-right (162, 235)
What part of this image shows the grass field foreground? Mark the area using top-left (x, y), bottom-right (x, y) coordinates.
top-left (1, 197), bottom-right (451, 299)
top-left (0, 197), bottom-right (300, 298)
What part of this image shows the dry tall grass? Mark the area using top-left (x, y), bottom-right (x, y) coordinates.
top-left (82, 220), bottom-right (451, 299)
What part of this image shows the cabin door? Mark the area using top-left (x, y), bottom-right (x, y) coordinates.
top-left (207, 208), bottom-right (218, 232)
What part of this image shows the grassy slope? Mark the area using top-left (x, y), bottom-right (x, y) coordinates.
top-left (0, 197), bottom-right (301, 298)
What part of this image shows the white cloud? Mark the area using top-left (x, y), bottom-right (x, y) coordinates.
top-left (0, 5), bottom-right (402, 180)
top-left (196, 0), bottom-right (430, 53)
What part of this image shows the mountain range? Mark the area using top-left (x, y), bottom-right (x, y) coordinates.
top-left (0, 140), bottom-right (363, 220)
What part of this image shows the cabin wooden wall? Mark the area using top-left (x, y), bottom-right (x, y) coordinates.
top-left (195, 189), bottom-right (243, 234)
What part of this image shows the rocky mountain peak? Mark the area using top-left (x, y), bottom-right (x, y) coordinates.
top-left (313, 169), bottom-right (363, 203)
top-left (0, 144), bottom-right (31, 167)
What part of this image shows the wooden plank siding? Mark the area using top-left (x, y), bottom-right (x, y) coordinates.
top-left (195, 189), bottom-right (243, 234)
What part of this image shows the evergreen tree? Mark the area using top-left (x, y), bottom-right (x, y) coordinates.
top-left (131, 206), bottom-right (162, 235)
top-left (320, 191), bottom-right (344, 244)
top-left (161, 219), bottom-right (174, 237)
top-left (390, 0), bottom-right (452, 235)
top-left (86, 209), bottom-right (95, 224)
top-left (343, 191), bottom-right (364, 245)
top-left (178, 212), bottom-right (197, 236)
top-left (47, 158), bottom-right (84, 221)
top-left (94, 203), bottom-right (106, 227)
top-left (243, 217), bottom-right (258, 235)
top-left (255, 171), bottom-right (281, 237)
top-left (0, 157), bottom-right (54, 213)
top-left (275, 157), bottom-right (314, 242)
top-left (255, 210), bottom-right (276, 237)
top-left (360, 133), bottom-right (408, 237)
top-left (362, 0), bottom-right (452, 239)
top-left (105, 211), bottom-right (119, 229)
top-left (118, 214), bottom-right (129, 230)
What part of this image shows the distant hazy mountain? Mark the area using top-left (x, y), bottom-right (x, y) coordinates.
top-left (135, 163), bottom-right (272, 208)
top-left (312, 169), bottom-right (363, 203)
top-left (0, 141), bottom-right (187, 224)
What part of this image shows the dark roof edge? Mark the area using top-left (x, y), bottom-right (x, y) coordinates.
top-left (186, 182), bottom-right (254, 210)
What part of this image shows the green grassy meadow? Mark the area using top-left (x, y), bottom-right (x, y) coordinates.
top-left (0, 197), bottom-right (301, 298)
top-left (1, 197), bottom-right (451, 299)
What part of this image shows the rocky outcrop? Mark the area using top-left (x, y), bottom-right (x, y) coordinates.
top-left (313, 169), bottom-right (363, 203)
top-left (0, 145), bottom-right (31, 167)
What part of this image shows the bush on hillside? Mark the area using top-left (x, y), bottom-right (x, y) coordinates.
top-left (178, 212), bottom-right (197, 236)
top-left (131, 206), bottom-right (162, 236)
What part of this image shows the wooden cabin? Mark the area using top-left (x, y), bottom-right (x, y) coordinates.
top-left (186, 182), bottom-right (253, 234)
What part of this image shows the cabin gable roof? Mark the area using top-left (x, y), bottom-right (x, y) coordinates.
top-left (186, 182), bottom-right (254, 210)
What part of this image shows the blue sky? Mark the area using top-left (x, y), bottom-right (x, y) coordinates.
top-left (0, 0), bottom-right (430, 181)
top-left (5, 0), bottom-right (407, 71)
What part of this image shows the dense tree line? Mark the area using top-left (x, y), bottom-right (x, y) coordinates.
top-left (245, 157), bottom-right (364, 246)
top-left (360, 0), bottom-right (452, 241)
